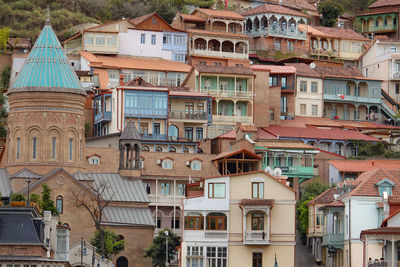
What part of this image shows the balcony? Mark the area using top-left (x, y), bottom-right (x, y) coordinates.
top-left (246, 28), bottom-right (307, 40)
top-left (268, 165), bottom-right (315, 177)
top-left (323, 94), bottom-right (381, 105)
top-left (213, 115), bottom-right (253, 124)
top-left (204, 231), bottom-right (228, 239)
top-left (358, 24), bottom-right (397, 34)
top-left (140, 134), bottom-right (168, 141)
top-left (149, 194), bottom-right (184, 205)
top-left (94, 111), bottom-right (112, 122)
top-left (169, 110), bottom-right (208, 121)
top-left (243, 230), bottom-right (270, 245)
top-left (311, 48), bottom-right (339, 58)
top-left (322, 233), bottom-right (344, 249)
top-left (200, 88), bottom-right (253, 99)
top-left (189, 48), bottom-right (248, 59)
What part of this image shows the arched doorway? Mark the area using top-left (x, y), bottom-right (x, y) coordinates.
top-left (116, 256), bottom-right (128, 267)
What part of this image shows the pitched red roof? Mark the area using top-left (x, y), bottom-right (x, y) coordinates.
top-left (308, 188), bottom-right (339, 205)
top-left (130, 12), bottom-right (155, 25)
top-left (284, 63), bottom-right (321, 78)
top-left (213, 149), bottom-right (262, 161)
top-left (179, 13), bottom-right (207, 22)
top-left (262, 125), bottom-right (380, 142)
top-left (215, 130), bottom-right (236, 139)
top-left (251, 65), bottom-right (296, 74)
top-left (195, 65), bottom-right (255, 76)
top-left (361, 227), bottom-right (400, 236)
top-left (242, 3), bottom-right (308, 17)
top-left (329, 160), bottom-right (400, 173)
top-left (196, 8), bottom-right (244, 20)
top-left (369, 0), bottom-right (400, 8)
top-left (257, 128), bottom-right (277, 140)
top-left (304, 25), bottom-right (369, 41)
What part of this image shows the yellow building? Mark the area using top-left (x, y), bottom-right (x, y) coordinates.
top-left (181, 169), bottom-right (296, 267)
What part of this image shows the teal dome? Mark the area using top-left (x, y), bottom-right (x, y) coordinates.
top-left (9, 16), bottom-right (86, 95)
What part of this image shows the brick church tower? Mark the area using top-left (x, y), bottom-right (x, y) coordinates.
top-left (6, 12), bottom-right (87, 175)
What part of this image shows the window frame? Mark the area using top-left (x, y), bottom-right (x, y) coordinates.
top-left (162, 159), bottom-right (173, 169)
top-left (252, 182), bottom-right (264, 199)
top-left (251, 213), bottom-right (265, 230)
top-left (208, 183), bottom-right (226, 198)
top-left (56, 195), bottom-right (63, 214)
top-left (184, 214), bottom-right (204, 230)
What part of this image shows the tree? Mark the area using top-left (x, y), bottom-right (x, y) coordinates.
top-left (318, 1), bottom-right (344, 27)
top-left (71, 179), bottom-right (113, 257)
top-left (0, 27), bottom-right (10, 53)
top-left (40, 183), bottom-right (58, 215)
top-left (91, 228), bottom-right (125, 259)
top-left (10, 192), bottom-right (25, 201)
top-left (145, 228), bottom-right (181, 267)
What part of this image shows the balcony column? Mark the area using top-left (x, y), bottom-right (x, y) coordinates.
top-left (233, 100), bottom-right (237, 116)
top-left (216, 100), bottom-right (220, 115)
top-left (378, 107), bottom-right (382, 122)
top-left (331, 103), bottom-right (336, 119)
top-left (367, 105), bottom-right (370, 121)
top-left (234, 76), bottom-right (237, 97)
top-left (355, 104), bottom-right (359, 121)
top-left (392, 236), bottom-right (395, 267)
top-left (242, 209), bottom-right (247, 242)
top-left (343, 104), bottom-right (347, 120)
top-left (233, 41), bottom-right (236, 55)
top-left (173, 179), bottom-right (176, 229)
top-left (155, 178), bottom-right (159, 205)
top-left (225, 21), bottom-right (228, 32)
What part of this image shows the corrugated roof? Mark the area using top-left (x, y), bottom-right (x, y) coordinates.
top-left (255, 140), bottom-right (315, 149)
top-left (73, 171), bottom-right (94, 181)
top-left (314, 65), bottom-right (367, 79)
top-left (93, 69), bottom-right (109, 90)
top-left (103, 206), bottom-right (154, 226)
top-left (251, 64), bottom-right (296, 74)
top-left (242, 3), bottom-right (308, 17)
top-left (0, 169), bottom-right (11, 197)
top-left (86, 173), bottom-right (149, 203)
top-left (329, 159), bottom-right (400, 172)
top-left (10, 168), bottom-right (41, 179)
top-left (9, 19), bottom-right (85, 95)
top-left (196, 8), bottom-right (244, 20)
top-left (361, 227), bottom-right (400, 236)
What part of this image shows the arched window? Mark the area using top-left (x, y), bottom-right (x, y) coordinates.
top-left (169, 147), bottom-right (176, 153)
top-left (185, 212), bottom-right (204, 230)
top-left (206, 212), bottom-right (227, 230)
top-left (56, 195), bottom-right (63, 214)
top-left (141, 146), bottom-right (150, 152)
top-left (183, 147), bottom-right (189, 153)
top-left (116, 256), bottom-right (128, 267)
top-left (168, 125), bottom-right (179, 140)
top-left (155, 146), bottom-right (163, 152)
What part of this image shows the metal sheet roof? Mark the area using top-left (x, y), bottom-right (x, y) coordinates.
top-left (73, 171), bottom-right (93, 181)
top-left (0, 169), bottom-right (11, 197)
top-left (87, 173), bottom-right (149, 203)
top-left (9, 18), bottom-right (85, 95)
top-left (10, 168), bottom-right (42, 179)
top-left (103, 206), bottom-right (154, 226)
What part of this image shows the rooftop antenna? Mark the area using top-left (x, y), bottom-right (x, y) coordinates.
top-left (45, 6), bottom-right (50, 26)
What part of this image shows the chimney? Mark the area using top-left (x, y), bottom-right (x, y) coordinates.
top-left (119, 74), bottom-right (125, 86)
top-left (383, 191), bottom-right (390, 220)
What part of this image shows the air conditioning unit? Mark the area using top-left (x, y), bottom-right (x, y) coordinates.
top-left (186, 161), bottom-right (190, 166)
top-left (157, 159), bottom-right (161, 165)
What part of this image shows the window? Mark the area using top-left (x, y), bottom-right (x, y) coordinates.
top-left (269, 109), bottom-right (275, 121)
top-left (89, 156), bottom-right (100, 165)
top-left (183, 147), bottom-right (189, 153)
top-left (236, 64), bottom-right (243, 67)
top-left (140, 123), bottom-right (149, 135)
top-left (32, 137), bottom-right (37, 159)
top-left (187, 246), bottom-right (204, 267)
top-left (185, 127), bottom-right (193, 140)
top-left (171, 218), bottom-right (180, 229)
top-left (311, 82), bottom-right (318, 93)
top-left (252, 252), bottom-right (262, 267)
top-left (214, 62), bottom-right (222, 67)
top-left (169, 147), bottom-right (176, 153)
top-left (178, 184), bottom-right (185, 196)
top-left (157, 217), bottom-right (161, 228)
top-left (185, 212), bottom-right (204, 230)
top-left (51, 137), bottom-right (56, 159)
top-left (95, 36), bottom-right (105, 46)
top-left (150, 124), bottom-right (160, 136)
top-left (300, 81), bottom-right (307, 92)
top-left (69, 138), bottom-right (73, 161)
top-left (155, 146), bottom-right (162, 152)
top-left (168, 125), bottom-right (178, 140)
top-left (206, 213), bottom-right (227, 230)
top-left (56, 196), bottom-right (63, 214)
top-left (140, 33), bottom-right (145, 44)
top-left (274, 39), bottom-right (281, 50)
top-left (312, 105), bottom-right (318, 116)
top-left (281, 77), bottom-right (287, 88)
top-left (220, 81), bottom-right (228, 91)
top-left (185, 102), bottom-right (194, 114)
top-left (144, 183), bottom-right (151, 194)
top-left (152, 17), bottom-right (157, 24)
top-left (174, 53), bottom-right (185, 62)
top-left (207, 247), bottom-right (227, 267)
top-left (191, 160), bottom-right (201, 170)
top-left (195, 127), bottom-right (203, 140)
top-left (251, 213), bottom-right (264, 230)
top-left (300, 104), bottom-right (306, 115)
top-left (252, 182), bottom-right (264, 199)
top-left (16, 137), bottom-right (20, 160)
top-left (161, 183), bottom-right (170, 195)
top-left (85, 35), bottom-right (94, 45)
top-left (204, 79), bottom-right (211, 90)
top-left (163, 34), bottom-right (171, 44)
top-left (107, 36), bottom-right (117, 46)
top-left (316, 214), bottom-right (322, 226)
top-left (208, 183), bottom-right (225, 198)
top-left (151, 34), bottom-right (156, 45)
top-left (396, 83), bottom-right (400, 94)
top-left (281, 96), bottom-right (287, 113)
top-left (162, 159), bottom-right (173, 169)
top-left (391, 46), bottom-right (397, 52)
top-left (56, 228), bottom-right (68, 256)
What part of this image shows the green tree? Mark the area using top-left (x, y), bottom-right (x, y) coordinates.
top-left (40, 183), bottom-right (58, 215)
top-left (30, 193), bottom-right (40, 204)
top-left (0, 27), bottom-right (9, 53)
top-left (318, 1), bottom-right (344, 27)
top-left (10, 192), bottom-right (25, 201)
top-left (91, 228), bottom-right (125, 259)
top-left (145, 228), bottom-right (181, 267)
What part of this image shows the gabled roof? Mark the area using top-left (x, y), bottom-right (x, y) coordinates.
top-left (9, 17), bottom-right (85, 95)
top-left (10, 168), bottom-right (41, 179)
top-left (179, 13), bottom-right (207, 22)
top-left (103, 206), bottom-right (154, 226)
top-left (284, 63), bottom-right (321, 78)
top-left (213, 148), bottom-right (262, 161)
top-left (242, 3), bottom-right (308, 17)
top-left (302, 25), bottom-right (369, 41)
top-left (369, 0), bottom-right (400, 8)
top-left (255, 140), bottom-right (316, 150)
top-left (329, 159), bottom-right (400, 173)
top-left (251, 64), bottom-right (296, 74)
top-left (308, 188), bottom-right (339, 205)
top-left (130, 12), bottom-right (156, 26)
top-left (213, 130), bottom-right (236, 139)
top-left (195, 8), bottom-right (244, 20)
top-left (314, 65), bottom-right (378, 80)
top-left (120, 121), bottom-right (141, 140)
top-left (125, 77), bottom-right (154, 87)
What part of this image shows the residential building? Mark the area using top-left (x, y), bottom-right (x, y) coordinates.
top-left (181, 170), bottom-right (296, 267)
top-left (64, 13), bottom-right (188, 62)
top-left (286, 63), bottom-right (324, 117)
top-left (172, 8), bottom-right (250, 67)
top-left (0, 207), bottom-right (69, 265)
top-left (355, 0), bottom-right (400, 39)
top-left (183, 65), bottom-right (255, 138)
top-left (304, 25), bottom-right (370, 67)
top-left (242, 3), bottom-right (309, 56)
top-left (307, 188), bottom-right (338, 265)
top-left (360, 37), bottom-right (400, 106)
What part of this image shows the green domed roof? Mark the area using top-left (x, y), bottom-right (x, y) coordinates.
top-left (9, 13), bottom-right (86, 95)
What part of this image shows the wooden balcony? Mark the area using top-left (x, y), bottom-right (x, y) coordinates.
top-left (245, 27), bottom-right (307, 40)
top-left (189, 48), bottom-right (248, 59)
top-left (200, 88), bottom-right (253, 99)
top-left (213, 115), bottom-right (253, 124)
top-left (311, 48), bottom-right (339, 58)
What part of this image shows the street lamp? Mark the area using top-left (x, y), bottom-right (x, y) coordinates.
top-left (26, 179), bottom-right (31, 206)
top-left (164, 230), bottom-right (169, 267)
top-left (273, 253), bottom-right (278, 267)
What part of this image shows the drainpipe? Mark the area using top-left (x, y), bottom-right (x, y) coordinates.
top-left (349, 198), bottom-right (352, 267)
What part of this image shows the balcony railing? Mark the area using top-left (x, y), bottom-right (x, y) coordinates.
top-left (149, 194), bottom-right (184, 205)
top-left (200, 88), bottom-right (253, 98)
top-left (189, 48), bottom-right (248, 59)
top-left (205, 231), bottom-right (228, 239)
top-left (357, 24), bottom-right (397, 33)
top-left (311, 48), bottom-right (339, 58)
top-left (268, 165), bottom-right (315, 177)
top-left (322, 233), bottom-right (344, 249)
top-left (213, 115), bottom-right (253, 124)
top-left (323, 94), bottom-right (381, 104)
top-left (246, 27), bottom-right (307, 40)
top-left (368, 261), bottom-right (400, 267)
top-left (169, 110), bottom-right (207, 120)
top-left (243, 230), bottom-right (270, 245)
top-left (94, 111), bottom-right (112, 122)
top-left (140, 134), bottom-right (168, 141)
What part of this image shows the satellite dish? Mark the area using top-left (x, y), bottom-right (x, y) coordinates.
top-left (265, 166), bottom-right (273, 175)
top-left (310, 62), bottom-right (316, 69)
top-left (273, 168), bottom-right (282, 176)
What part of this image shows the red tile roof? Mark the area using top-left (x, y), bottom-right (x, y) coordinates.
top-left (215, 130), bottom-right (236, 139)
top-left (196, 8), bottom-right (245, 20)
top-left (242, 3), bottom-right (308, 17)
top-left (251, 65), bottom-right (296, 74)
top-left (329, 160), bottom-right (400, 173)
top-left (369, 0), bottom-right (400, 8)
top-left (195, 65), bottom-right (255, 76)
top-left (284, 63), bottom-right (321, 78)
top-left (308, 188), bottom-right (339, 205)
top-left (302, 25), bottom-right (369, 41)
top-left (361, 227), bottom-right (400, 236)
top-left (179, 13), bottom-right (207, 22)
top-left (240, 199), bottom-right (274, 206)
top-left (314, 65), bottom-right (366, 79)
top-left (257, 128), bottom-right (278, 140)
top-left (262, 125), bottom-right (380, 142)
